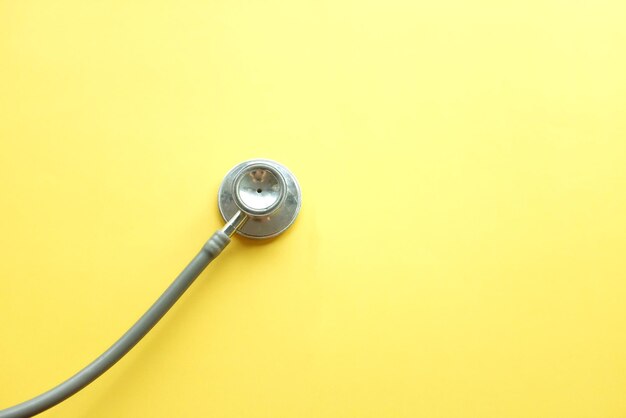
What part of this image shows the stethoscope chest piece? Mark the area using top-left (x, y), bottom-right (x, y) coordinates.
top-left (218, 159), bottom-right (301, 239)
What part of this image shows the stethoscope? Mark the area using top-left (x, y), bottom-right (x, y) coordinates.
top-left (0, 159), bottom-right (302, 418)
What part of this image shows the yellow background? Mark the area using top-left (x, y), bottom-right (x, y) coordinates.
top-left (1, 0), bottom-right (626, 416)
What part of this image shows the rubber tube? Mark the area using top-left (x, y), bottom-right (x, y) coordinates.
top-left (0, 231), bottom-right (230, 418)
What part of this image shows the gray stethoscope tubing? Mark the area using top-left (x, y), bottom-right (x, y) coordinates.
top-left (0, 159), bottom-right (301, 418)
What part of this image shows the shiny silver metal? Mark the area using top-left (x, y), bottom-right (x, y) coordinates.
top-left (218, 159), bottom-right (301, 239)
top-left (220, 210), bottom-right (248, 237)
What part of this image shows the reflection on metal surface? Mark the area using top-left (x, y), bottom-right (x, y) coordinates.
top-left (218, 159), bottom-right (301, 239)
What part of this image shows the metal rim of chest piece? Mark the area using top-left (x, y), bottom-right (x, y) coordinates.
top-left (218, 159), bottom-right (302, 239)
